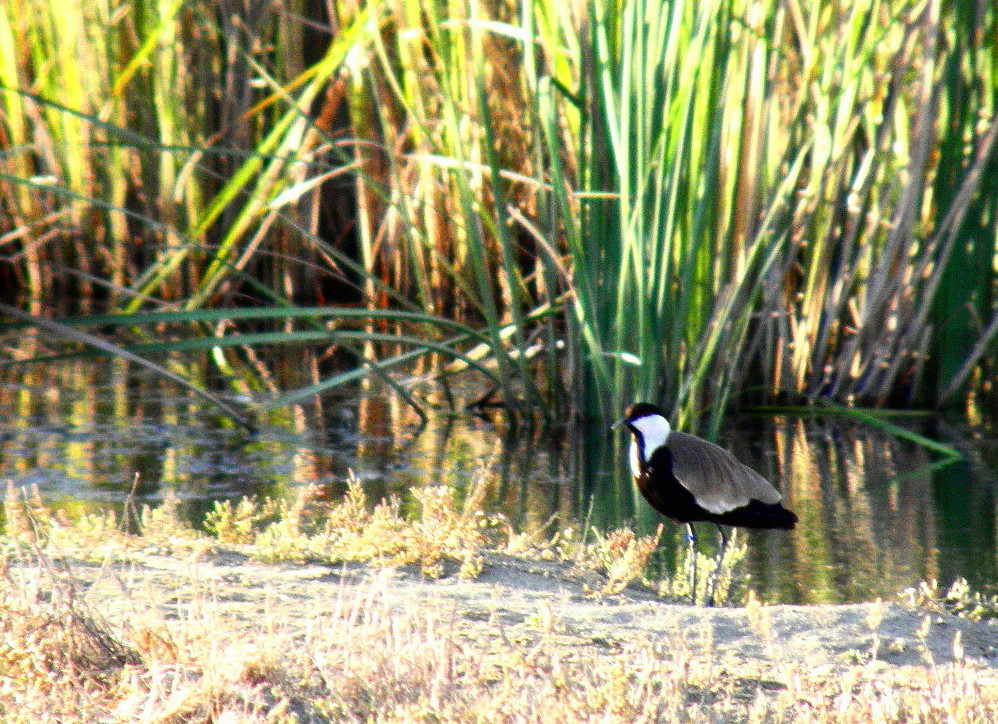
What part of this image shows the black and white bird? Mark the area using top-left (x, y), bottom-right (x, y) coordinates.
top-left (615, 402), bottom-right (797, 604)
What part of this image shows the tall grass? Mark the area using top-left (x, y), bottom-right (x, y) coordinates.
top-left (563, 0), bottom-right (998, 427)
top-left (1, 0), bottom-right (996, 424)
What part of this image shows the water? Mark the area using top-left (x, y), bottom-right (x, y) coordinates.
top-left (1, 359), bottom-right (995, 604)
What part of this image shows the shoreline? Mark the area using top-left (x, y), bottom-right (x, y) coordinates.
top-left (69, 549), bottom-right (998, 672)
top-left (4, 547), bottom-right (998, 721)
top-left (4, 482), bottom-right (998, 721)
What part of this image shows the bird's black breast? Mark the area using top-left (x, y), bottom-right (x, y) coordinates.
top-left (636, 445), bottom-right (708, 523)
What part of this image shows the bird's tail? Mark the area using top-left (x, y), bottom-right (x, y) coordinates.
top-left (757, 504), bottom-right (798, 530)
top-left (727, 501), bottom-right (798, 530)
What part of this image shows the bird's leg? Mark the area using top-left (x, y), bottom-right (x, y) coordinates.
top-left (685, 523), bottom-right (698, 605)
top-left (705, 524), bottom-right (729, 607)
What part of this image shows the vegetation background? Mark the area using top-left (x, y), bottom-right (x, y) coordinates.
top-left (1, 0), bottom-right (997, 431)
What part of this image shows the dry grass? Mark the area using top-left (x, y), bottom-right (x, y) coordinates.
top-left (2, 482), bottom-right (997, 722)
top-left (0, 553), bottom-right (138, 721)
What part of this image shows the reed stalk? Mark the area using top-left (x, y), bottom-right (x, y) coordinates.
top-left (1, 0), bottom-right (996, 422)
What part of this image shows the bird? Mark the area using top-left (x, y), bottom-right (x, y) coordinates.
top-left (614, 402), bottom-right (797, 605)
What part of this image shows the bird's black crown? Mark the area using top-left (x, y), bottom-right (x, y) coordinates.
top-left (623, 402), bottom-right (666, 421)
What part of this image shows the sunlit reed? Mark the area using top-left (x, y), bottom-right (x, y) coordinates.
top-left (1, 0), bottom-right (995, 422)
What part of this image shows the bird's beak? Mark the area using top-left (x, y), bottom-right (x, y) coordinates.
top-left (611, 417), bottom-right (625, 430)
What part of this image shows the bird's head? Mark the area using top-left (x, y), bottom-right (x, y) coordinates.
top-left (613, 402), bottom-right (672, 466)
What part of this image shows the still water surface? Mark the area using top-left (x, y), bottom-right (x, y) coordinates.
top-left (1, 360), bottom-right (995, 604)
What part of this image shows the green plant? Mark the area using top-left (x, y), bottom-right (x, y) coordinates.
top-left (2, 0), bottom-right (997, 423)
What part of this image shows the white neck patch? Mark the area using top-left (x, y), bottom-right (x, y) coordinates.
top-left (628, 414), bottom-right (672, 476)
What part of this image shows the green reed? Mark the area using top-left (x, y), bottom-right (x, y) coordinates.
top-left (1, 0), bottom-right (996, 426)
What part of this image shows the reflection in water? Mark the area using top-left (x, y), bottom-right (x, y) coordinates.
top-left (768, 417), bottom-right (936, 604)
top-left (0, 359), bottom-right (995, 603)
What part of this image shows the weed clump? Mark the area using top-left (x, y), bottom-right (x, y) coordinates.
top-left (901, 578), bottom-right (998, 621)
top-left (0, 547), bottom-right (139, 719)
top-left (205, 474), bottom-right (508, 579)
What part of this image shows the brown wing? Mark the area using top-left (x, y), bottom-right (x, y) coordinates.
top-left (667, 431), bottom-right (782, 514)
